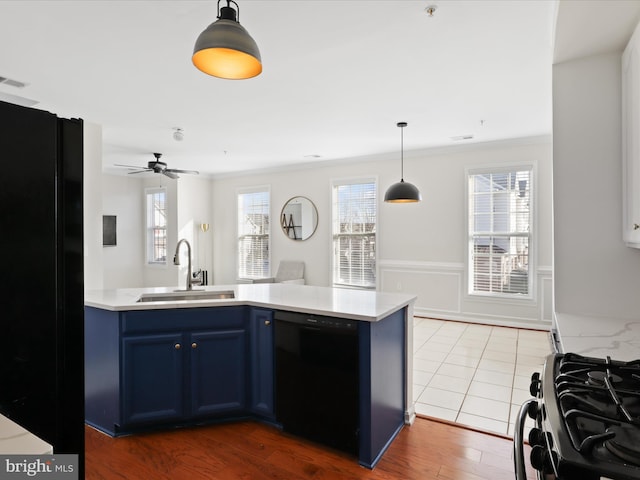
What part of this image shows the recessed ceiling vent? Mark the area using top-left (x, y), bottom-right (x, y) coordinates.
top-left (0, 92), bottom-right (39, 107)
top-left (451, 134), bottom-right (474, 141)
top-left (0, 75), bottom-right (38, 107)
top-left (0, 76), bottom-right (28, 88)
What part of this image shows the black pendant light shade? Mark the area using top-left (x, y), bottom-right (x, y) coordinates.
top-left (193, 0), bottom-right (262, 80)
top-left (384, 122), bottom-right (422, 203)
top-left (384, 179), bottom-right (422, 203)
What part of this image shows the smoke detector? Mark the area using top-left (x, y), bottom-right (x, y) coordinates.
top-left (172, 127), bottom-right (184, 142)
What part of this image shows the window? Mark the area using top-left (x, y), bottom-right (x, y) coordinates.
top-left (145, 187), bottom-right (167, 265)
top-left (468, 167), bottom-right (532, 297)
top-left (237, 188), bottom-right (270, 279)
top-left (332, 179), bottom-right (377, 288)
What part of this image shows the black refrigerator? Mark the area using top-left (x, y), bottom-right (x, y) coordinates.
top-left (0, 100), bottom-right (84, 474)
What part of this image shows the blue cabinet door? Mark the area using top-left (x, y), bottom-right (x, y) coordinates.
top-left (121, 332), bottom-right (184, 426)
top-left (249, 308), bottom-right (274, 418)
top-left (189, 329), bottom-right (246, 416)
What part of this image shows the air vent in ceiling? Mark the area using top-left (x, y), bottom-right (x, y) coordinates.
top-left (0, 92), bottom-right (39, 107)
top-left (0, 76), bottom-right (28, 88)
top-left (450, 134), bottom-right (474, 141)
top-left (0, 75), bottom-right (38, 107)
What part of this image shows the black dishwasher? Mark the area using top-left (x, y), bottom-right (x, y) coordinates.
top-left (274, 311), bottom-right (359, 455)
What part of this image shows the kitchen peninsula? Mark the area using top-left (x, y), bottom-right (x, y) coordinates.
top-left (84, 283), bottom-right (416, 469)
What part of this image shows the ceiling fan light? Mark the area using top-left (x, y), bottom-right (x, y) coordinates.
top-left (384, 179), bottom-right (422, 203)
top-left (192, 2), bottom-right (262, 80)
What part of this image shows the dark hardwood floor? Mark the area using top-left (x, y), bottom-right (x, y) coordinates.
top-left (86, 417), bottom-right (536, 480)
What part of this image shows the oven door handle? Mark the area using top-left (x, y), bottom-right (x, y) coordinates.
top-left (514, 398), bottom-right (537, 480)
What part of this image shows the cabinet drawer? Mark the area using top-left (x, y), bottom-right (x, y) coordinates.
top-left (121, 306), bottom-right (247, 333)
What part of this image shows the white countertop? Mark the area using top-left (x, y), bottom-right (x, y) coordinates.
top-left (0, 415), bottom-right (53, 454)
top-left (85, 283), bottom-right (417, 322)
top-left (554, 312), bottom-right (640, 362)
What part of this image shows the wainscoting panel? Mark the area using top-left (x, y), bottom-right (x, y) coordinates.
top-left (379, 262), bottom-right (461, 314)
top-left (379, 260), bottom-right (552, 329)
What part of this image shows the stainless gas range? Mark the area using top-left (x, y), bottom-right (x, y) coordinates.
top-left (514, 353), bottom-right (640, 480)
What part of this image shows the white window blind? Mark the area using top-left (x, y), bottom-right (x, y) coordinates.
top-left (332, 179), bottom-right (377, 288)
top-left (145, 187), bottom-right (167, 264)
top-left (468, 168), bottom-right (532, 296)
top-left (237, 189), bottom-right (270, 279)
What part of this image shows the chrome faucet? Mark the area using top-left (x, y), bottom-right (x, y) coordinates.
top-left (173, 238), bottom-right (199, 291)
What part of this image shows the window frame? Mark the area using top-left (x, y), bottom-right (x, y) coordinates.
top-left (331, 176), bottom-right (378, 290)
top-left (236, 185), bottom-right (271, 280)
top-left (145, 186), bottom-right (168, 266)
top-left (465, 164), bottom-right (535, 301)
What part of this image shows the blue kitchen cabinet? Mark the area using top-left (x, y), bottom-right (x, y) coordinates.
top-left (121, 329), bottom-right (247, 427)
top-left (121, 332), bottom-right (184, 426)
top-left (189, 329), bottom-right (246, 416)
top-left (249, 308), bottom-right (274, 418)
top-left (85, 306), bottom-right (249, 435)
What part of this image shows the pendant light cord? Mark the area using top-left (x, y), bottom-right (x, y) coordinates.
top-left (398, 122), bottom-right (407, 182)
top-left (401, 125), bottom-right (404, 181)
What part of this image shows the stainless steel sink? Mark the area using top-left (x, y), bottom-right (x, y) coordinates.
top-left (136, 290), bottom-right (235, 302)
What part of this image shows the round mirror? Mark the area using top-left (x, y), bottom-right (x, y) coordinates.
top-left (280, 196), bottom-right (318, 241)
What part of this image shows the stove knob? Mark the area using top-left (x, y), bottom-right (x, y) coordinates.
top-left (526, 400), bottom-right (540, 420)
top-left (530, 445), bottom-right (554, 474)
top-left (528, 427), bottom-right (544, 446)
top-left (529, 372), bottom-right (541, 396)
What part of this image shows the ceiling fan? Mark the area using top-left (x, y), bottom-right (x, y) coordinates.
top-left (115, 153), bottom-right (199, 179)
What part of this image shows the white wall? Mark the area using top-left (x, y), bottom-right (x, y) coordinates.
top-left (553, 51), bottom-right (640, 317)
top-left (379, 140), bottom-right (553, 327)
top-left (176, 175), bottom-right (214, 286)
top-left (213, 167), bottom-right (332, 287)
top-left (139, 177), bottom-right (178, 287)
top-left (99, 174), bottom-right (213, 290)
top-left (211, 138), bottom-right (553, 328)
top-left (101, 174), bottom-right (144, 288)
top-left (96, 138), bottom-right (551, 327)
top-left (83, 122), bottom-right (104, 291)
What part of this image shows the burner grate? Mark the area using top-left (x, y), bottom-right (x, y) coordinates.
top-left (604, 425), bottom-right (640, 466)
top-left (553, 354), bottom-right (640, 469)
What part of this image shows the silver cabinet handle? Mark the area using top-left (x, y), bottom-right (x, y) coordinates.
top-left (174, 343), bottom-right (182, 350)
top-left (191, 342), bottom-right (198, 349)
top-left (265, 320), bottom-right (271, 326)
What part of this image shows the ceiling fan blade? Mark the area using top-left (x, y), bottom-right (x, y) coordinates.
top-left (163, 171), bottom-right (180, 179)
top-left (167, 169), bottom-right (199, 175)
top-left (128, 169), bottom-right (152, 175)
top-left (114, 163), bottom-right (146, 170)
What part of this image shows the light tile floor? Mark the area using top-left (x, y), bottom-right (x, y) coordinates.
top-left (413, 317), bottom-right (551, 437)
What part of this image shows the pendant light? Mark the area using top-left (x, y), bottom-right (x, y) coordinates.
top-left (192, 0), bottom-right (262, 80)
top-left (384, 122), bottom-right (422, 203)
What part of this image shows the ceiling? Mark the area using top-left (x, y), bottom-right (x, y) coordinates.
top-left (0, 0), bottom-right (629, 179)
top-left (553, 0), bottom-right (640, 65)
